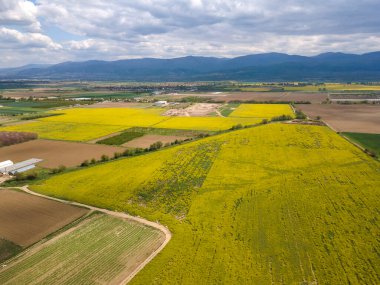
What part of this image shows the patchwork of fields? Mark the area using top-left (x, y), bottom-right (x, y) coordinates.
top-left (0, 213), bottom-right (165, 285)
top-left (0, 104), bottom-right (294, 141)
top-left (32, 123), bottom-right (380, 284)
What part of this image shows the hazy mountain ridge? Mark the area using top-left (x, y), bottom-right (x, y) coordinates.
top-left (1, 52), bottom-right (380, 81)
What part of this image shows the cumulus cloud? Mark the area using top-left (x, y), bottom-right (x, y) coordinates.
top-left (0, 0), bottom-right (41, 31)
top-left (0, 0), bottom-right (379, 67)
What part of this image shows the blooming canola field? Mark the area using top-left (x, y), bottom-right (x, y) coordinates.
top-left (0, 104), bottom-right (293, 141)
top-left (32, 123), bottom-right (380, 284)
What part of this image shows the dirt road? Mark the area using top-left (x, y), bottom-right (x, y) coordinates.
top-left (14, 186), bottom-right (172, 284)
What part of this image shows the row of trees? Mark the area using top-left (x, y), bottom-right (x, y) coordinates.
top-left (0, 131), bottom-right (37, 147)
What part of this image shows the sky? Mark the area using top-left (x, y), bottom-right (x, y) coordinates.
top-left (0, 0), bottom-right (380, 67)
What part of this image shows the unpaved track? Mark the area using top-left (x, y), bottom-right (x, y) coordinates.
top-left (14, 186), bottom-right (172, 284)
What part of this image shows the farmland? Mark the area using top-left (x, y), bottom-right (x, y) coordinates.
top-left (0, 213), bottom-right (165, 285)
top-left (0, 104), bottom-right (293, 140)
top-left (0, 189), bottom-right (88, 247)
top-left (32, 123), bottom-right (380, 284)
top-left (298, 104), bottom-right (380, 133)
top-left (123, 135), bottom-right (188, 148)
top-left (229, 103), bottom-right (294, 118)
top-left (0, 139), bottom-right (125, 168)
top-left (1, 121), bottom-right (127, 141)
top-left (342, 132), bottom-right (380, 157)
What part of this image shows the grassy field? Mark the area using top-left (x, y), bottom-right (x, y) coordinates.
top-left (342, 132), bottom-right (380, 157)
top-left (0, 213), bottom-right (164, 285)
top-left (97, 131), bottom-right (144, 145)
top-left (229, 103), bottom-right (293, 118)
top-left (0, 105), bottom-right (292, 140)
top-left (32, 123), bottom-right (380, 284)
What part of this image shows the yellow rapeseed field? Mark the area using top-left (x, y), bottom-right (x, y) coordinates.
top-left (229, 103), bottom-right (294, 118)
top-left (1, 121), bottom-right (126, 141)
top-left (33, 123), bottom-right (380, 284)
top-left (1, 105), bottom-right (292, 140)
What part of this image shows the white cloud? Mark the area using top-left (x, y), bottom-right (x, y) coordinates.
top-left (0, 0), bottom-right (379, 67)
top-left (0, 27), bottom-right (61, 49)
top-left (0, 0), bottom-right (41, 31)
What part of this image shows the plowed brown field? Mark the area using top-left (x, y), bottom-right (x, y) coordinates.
top-left (0, 189), bottom-right (88, 247)
top-left (0, 139), bottom-right (125, 168)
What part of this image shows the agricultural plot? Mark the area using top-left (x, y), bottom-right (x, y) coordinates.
top-left (229, 103), bottom-right (294, 118)
top-left (1, 121), bottom-right (126, 141)
top-left (123, 135), bottom-right (188, 148)
top-left (32, 123), bottom-right (380, 284)
top-left (0, 105), bottom-right (293, 139)
top-left (163, 92), bottom-right (327, 103)
top-left (298, 104), bottom-right (380, 133)
top-left (0, 213), bottom-right (165, 285)
top-left (0, 139), bottom-right (125, 168)
top-left (0, 189), bottom-right (88, 247)
top-left (97, 130), bottom-right (144, 145)
top-left (342, 132), bottom-right (380, 157)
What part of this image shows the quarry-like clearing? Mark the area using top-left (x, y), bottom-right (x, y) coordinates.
top-left (0, 139), bottom-right (125, 168)
top-left (164, 103), bottom-right (221, 117)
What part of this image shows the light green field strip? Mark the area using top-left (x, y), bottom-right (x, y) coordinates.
top-left (31, 123), bottom-right (380, 284)
top-left (0, 214), bottom-right (164, 285)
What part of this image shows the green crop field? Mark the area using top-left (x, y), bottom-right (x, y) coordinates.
top-left (31, 123), bottom-right (380, 284)
top-left (97, 130), bottom-right (144, 145)
top-left (342, 132), bottom-right (380, 157)
top-left (0, 213), bottom-right (164, 285)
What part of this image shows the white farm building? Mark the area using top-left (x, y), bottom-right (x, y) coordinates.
top-left (153, 101), bottom-right (168, 107)
top-left (0, 159), bottom-right (43, 175)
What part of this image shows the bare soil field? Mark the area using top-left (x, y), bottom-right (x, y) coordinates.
top-left (0, 189), bottom-right (88, 247)
top-left (84, 101), bottom-right (151, 108)
top-left (162, 92), bottom-right (327, 103)
top-left (298, 104), bottom-right (380, 133)
top-left (164, 103), bottom-right (221, 117)
top-left (123, 134), bottom-right (188, 148)
top-left (0, 139), bottom-right (125, 168)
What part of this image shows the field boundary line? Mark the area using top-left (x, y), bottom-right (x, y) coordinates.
top-left (16, 185), bottom-right (172, 285)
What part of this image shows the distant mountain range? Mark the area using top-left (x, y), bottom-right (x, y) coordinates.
top-left (1, 52), bottom-right (380, 81)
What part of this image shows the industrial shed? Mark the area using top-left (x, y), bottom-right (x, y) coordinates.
top-left (0, 159), bottom-right (43, 175)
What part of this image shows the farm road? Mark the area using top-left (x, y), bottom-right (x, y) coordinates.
top-left (14, 186), bottom-right (172, 285)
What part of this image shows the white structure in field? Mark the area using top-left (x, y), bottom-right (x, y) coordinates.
top-left (0, 160), bottom-right (14, 174)
top-left (0, 159), bottom-right (43, 175)
top-left (153, 101), bottom-right (168, 107)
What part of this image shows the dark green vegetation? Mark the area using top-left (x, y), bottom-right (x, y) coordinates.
top-left (97, 127), bottom-right (213, 146)
top-left (97, 131), bottom-right (144, 145)
top-left (0, 239), bottom-right (22, 263)
top-left (0, 98), bottom-right (92, 117)
top-left (343, 132), bottom-right (380, 157)
top-left (129, 127), bottom-right (212, 137)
